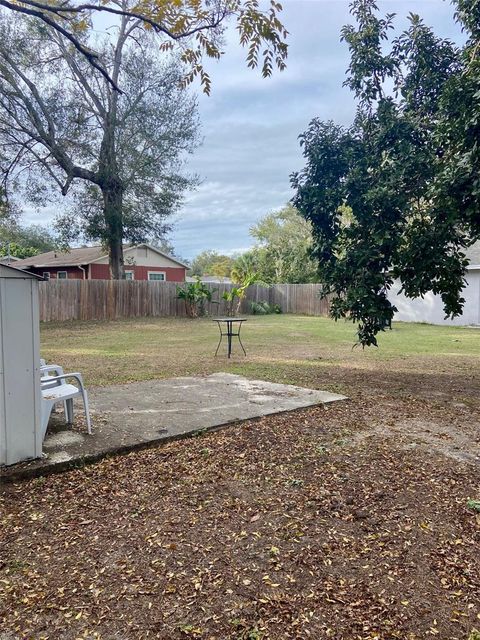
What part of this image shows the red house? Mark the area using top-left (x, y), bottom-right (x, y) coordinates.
top-left (15, 244), bottom-right (188, 281)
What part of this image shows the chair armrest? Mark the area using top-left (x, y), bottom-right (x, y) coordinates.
top-left (41, 373), bottom-right (85, 390)
top-left (40, 364), bottom-right (65, 376)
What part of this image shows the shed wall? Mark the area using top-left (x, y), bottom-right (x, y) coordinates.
top-left (0, 277), bottom-right (41, 465)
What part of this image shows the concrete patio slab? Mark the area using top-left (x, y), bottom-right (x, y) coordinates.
top-left (1, 373), bottom-right (347, 481)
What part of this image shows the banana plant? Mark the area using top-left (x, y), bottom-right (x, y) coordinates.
top-left (222, 272), bottom-right (266, 316)
top-left (176, 278), bottom-right (217, 318)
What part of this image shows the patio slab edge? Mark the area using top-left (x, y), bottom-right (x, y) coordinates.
top-left (1, 399), bottom-right (347, 484)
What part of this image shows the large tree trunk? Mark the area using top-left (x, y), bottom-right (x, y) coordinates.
top-left (101, 179), bottom-right (124, 279)
top-left (99, 89), bottom-right (124, 279)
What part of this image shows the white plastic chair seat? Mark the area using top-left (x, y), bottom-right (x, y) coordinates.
top-left (41, 372), bottom-right (92, 439)
top-left (42, 383), bottom-right (81, 402)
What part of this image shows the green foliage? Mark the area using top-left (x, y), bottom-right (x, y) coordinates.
top-left (0, 242), bottom-right (37, 260)
top-left (467, 499), bottom-right (480, 513)
top-left (176, 277), bottom-right (217, 318)
top-left (248, 205), bottom-right (319, 283)
top-left (0, 222), bottom-right (58, 258)
top-left (250, 300), bottom-right (282, 315)
top-left (194, 206), bottom-right (318, 286)
top-left (222, 272), bottom-right (264, 316)
top-left (0, 0), bottom-right (288, 103)
top-left (292, 0), bottom-right (479, 346)
top-left (189, 250), bottom-right (234, 278)
top-left (231, 252), bottom-right (260, 284)
top-left (0, 188), bottom-right (9, 221)
top-left (0, 15), bottom-right (199, 279)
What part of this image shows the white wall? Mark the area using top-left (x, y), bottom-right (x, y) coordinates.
top-left (0, 270), bottom-right (42, 465)
top-left (389, 269), bottom-right (480, 326)
top-left (95, 245), bottom-right (183, 268)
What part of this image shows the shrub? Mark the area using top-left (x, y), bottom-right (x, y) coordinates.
top-left (251, 300), bottom-right (282, 315)
top-left (176, 278), bottom-right (217, 318)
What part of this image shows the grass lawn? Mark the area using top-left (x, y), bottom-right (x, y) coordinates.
top-left (39, 315), bottom-right (480, 395)
top-left (1, 315), bottom-right (480, 639)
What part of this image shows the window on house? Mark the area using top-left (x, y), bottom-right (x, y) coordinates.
top-left (125, 271), bottom-right (134, 280)
top-left (57, 271), bottom-right (68, 279)
top-left (43, 272), bottom-right (50, 280)
top-left (147, 272), bottom-right (166, 281)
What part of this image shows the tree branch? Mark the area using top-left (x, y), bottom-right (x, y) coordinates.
top-left (0, 0), bottom-right (121, 91)
top-left (10, 0), bottom-right (229, 40)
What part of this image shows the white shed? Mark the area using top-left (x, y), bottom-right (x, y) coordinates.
top-left (0, 265), bottom-right (42, 465)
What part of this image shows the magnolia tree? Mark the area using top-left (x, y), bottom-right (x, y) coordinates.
top-left (292, 0), bottom-right (480, 346)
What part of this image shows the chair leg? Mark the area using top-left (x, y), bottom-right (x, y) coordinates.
top-left (65, 399), bottom-right (74, 424)
top-left (81, 389), bottom-right (92, 434)
top-left (41, 400), bottom-right (53, 440)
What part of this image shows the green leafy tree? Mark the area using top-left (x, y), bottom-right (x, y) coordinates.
top-left (292, 0), bottom-right (478, 346)
top-left (230, 252), bottom-right (260, 284)
top-left (223, 271), bottom-right (265, 316)
top-left (0, 0), bottom-right (288, 94)
top-left (249, 204), bottom-right (319, 283)
top-left (189, 250), bottom-right (234, 278)
top-left (176, 277), bottom-right (217, 318)
top-left (0, 0), bottom-right (288, 280)
top-left (0, 15), bottom-right (199, 279)
top-left (210, 257), bottom-right (234, 279)
top-left (0, 188), bottom-right (8, 222)
top-left (0, 222), bottom-right (58, 258)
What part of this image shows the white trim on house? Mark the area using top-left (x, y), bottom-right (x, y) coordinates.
top-left (147, 271), bottom-right (166, 281)
top-left (57, 271), bottom-right (68, 279)
top-left (124, 270), bottom-right (134, 280)
top-left (89, 244), bottom-right (189, 269)
top-left (43, 271), bottom-right (50, 280)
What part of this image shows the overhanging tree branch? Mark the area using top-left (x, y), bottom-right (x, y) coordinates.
top-left (0, 0), bottom-right (120, 90)
top-left (0, 0), bottom-right (287, 93)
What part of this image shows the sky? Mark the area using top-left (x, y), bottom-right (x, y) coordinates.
top-left (22, 0), bottom-right (464, 261)
top-left (168, 0), bottom-right (464, 260)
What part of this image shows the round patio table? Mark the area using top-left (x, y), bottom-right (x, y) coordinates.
top-left (213, 317), bottom-right (247, 358)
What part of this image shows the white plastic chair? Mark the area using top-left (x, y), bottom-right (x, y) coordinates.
top-left (40, 361), bottom-right (65, 387)
top-left (41, 372), bottom-right (92, 439)
top-left (40, 361), bottom-right (67, 415)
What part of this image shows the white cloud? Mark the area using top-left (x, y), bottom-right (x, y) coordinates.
top-left (171, 0), bottom-right (462, 259)
top-left (13, 0), bottom-right (463, 261)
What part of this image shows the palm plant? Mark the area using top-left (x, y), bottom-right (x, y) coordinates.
top-left (176, 278), bottom-right (217, 318)
top-left (222, 272), bottom-right (265, 316)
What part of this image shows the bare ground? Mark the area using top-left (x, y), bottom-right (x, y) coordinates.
top-left (1, 352), bottom-right (480, 640)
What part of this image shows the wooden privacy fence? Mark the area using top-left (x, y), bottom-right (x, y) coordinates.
top-left (38, 280), bottom-right (331, 322)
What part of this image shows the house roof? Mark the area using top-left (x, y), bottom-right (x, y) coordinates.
top-left (14, 244), bottom-right (189, 269)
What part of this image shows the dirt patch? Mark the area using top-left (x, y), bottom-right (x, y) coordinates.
top-left (350, 416), bottom-right (480, 465)
top-left (1, 392), bottom-right (480, 640)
